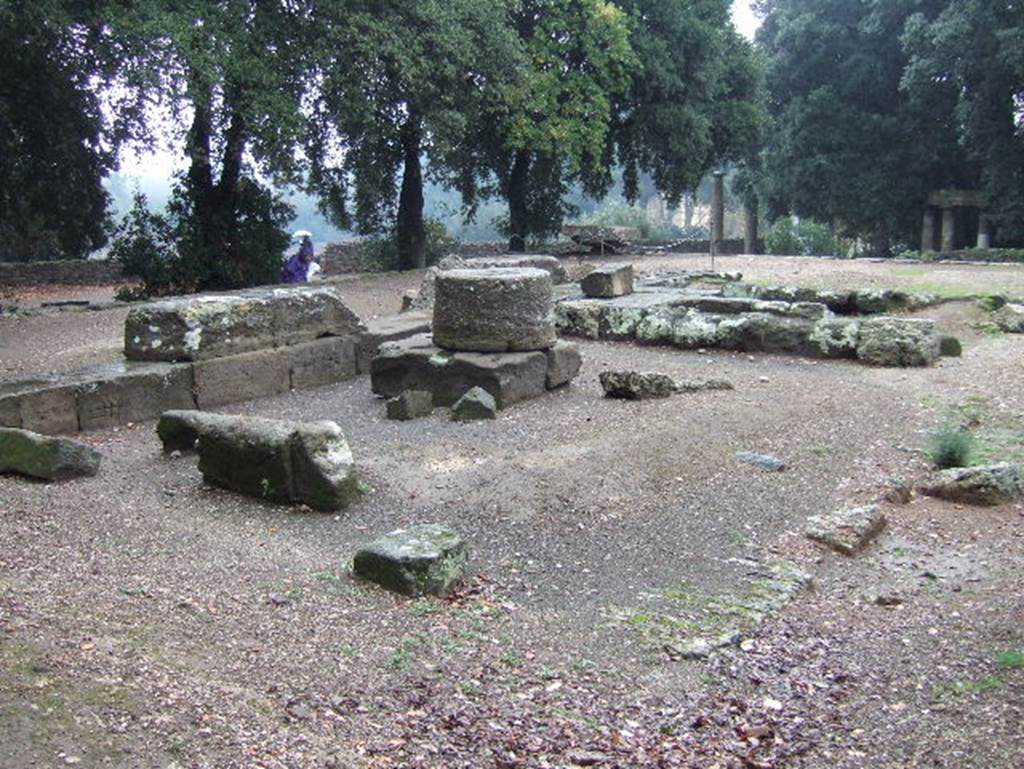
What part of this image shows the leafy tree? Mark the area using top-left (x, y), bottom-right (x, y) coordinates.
top-left (902, 0), bottom-right (1024, 243)
top-left (307, 0), bottom-right (522, 269)
top-left (755, 0), bottom-right (975, 253)
top-left (0, 1), bottom-right (115, 261)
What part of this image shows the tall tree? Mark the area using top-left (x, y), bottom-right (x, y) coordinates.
top-left (307, 0), bottom-right (522, 269)
top-left (0, 1), bottom-right (115, 261)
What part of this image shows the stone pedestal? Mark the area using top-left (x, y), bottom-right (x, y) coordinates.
top-left (941, 207), bottom-right (956, 252)
top-left (977, 216), bottom-right (991, 249)
top-left (711, 172), bottom-right (725, 256)
top-left (921, 208), bottom-right (937, 252)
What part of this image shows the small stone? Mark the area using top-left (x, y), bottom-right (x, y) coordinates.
top-left (268, 594), bottom-right (291, 606)
top-left (805, 505), bottom-right (887, 555)
top-left (873, 592), bottom-right (904, 607)
top-left (451, 387), bottom-right (497, 421)
top-left (882, 478), bottom-right (913, 505)
top-left (599, 371), bottom-right (676, 400)
top-left (580, 263), bottom-right (635, 298)
top-left (992, 303), bottom-right (1024, 333)
top-left (0, 427), bottom-right (102, 481)
top-left (353, 523), bottom-right (467, 597)
top-left (735, 451), bottom-right (786, 472)
top-left (385, 390), bottom-right (433, 421)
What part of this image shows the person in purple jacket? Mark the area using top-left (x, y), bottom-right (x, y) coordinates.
top-left (281, 232), bottom-right (314, 283)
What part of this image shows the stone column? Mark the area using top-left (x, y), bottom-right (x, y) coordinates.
top-left (941, 207), bottom-right (956, 253)
top-left (921, 208), bottom-right (937, 252)
top-left (744, 199), bottom-right (759, 255)
top-left (711, 171), bottom-right (725, 256)
top-left (977, 213), bottom-right (991, 249)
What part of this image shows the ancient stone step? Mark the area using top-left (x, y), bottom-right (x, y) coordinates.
top-left (432, 268), bottom-right (556, 353)
top-left (0, 427), bottom-right (102, 481)
top-left (353, 524), bottom-right (467, 597)
top-left (356, 312), bottom-right (432, 374)
top-left (124, 284), bottom-right (364, 362)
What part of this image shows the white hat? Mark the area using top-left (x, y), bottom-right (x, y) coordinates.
top-left (292, 229), bottom-right (313, 240)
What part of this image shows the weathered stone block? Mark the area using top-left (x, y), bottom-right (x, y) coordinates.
top-left (856, 317), bottom-right (940, 367)
top-left (0, 395), bottom-right (21, 428)
top-left (194, 349), bottom-right (291, 408)
top-left (0, 427), bottom-right (101, 481)
top-left (993, 303), bottom-right (1024, 333)
top-left (356, 312), bottom-right (432, 374)
top-left (353, 524), bottom-right (467, 597)
top-left (385, 390), bottom-right (433, 421)
top-left (124, 285), bottom-right (364, 362)
top-left (451, 387), bottom-right (497, 421)
top-left (806, 505), bottom-right (887, 555)
top-left (599, 371), bottom-right (676, 400)
top-left (16, 385), bottom-right (79, 435)
top-left (432, 268), bottom-right (556, 352)
top-left (581, 264), bottom-right (634, 298)
top-left (918, 463), bottom-right (1022, 506)
top-left (371, 334), bottom-right (549, 409)
top-left (809, 318), bottom-right (861, 358)
top-left (545, 341), bottom-right (583, 389)
top-left (75, 362), bottom-right (195, 431)
top-left (287, 336), bottom-right (358, 390)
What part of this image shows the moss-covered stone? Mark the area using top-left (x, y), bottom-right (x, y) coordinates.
top-left (0, 427), bottom-right (101, 481)
top-left (353, 524), bottom-right (467, 597)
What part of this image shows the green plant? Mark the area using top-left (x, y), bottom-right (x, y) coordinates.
top-left (765, 216), bottom-right (840, 256)
top-left (362, 218), bottom-right (456, 272)
top-left (927, 422), bottom-right (975, 469)
top-left (997, 650), bottom-right (1024, 670)
top-left (577, 203), bottom-right (693, 241)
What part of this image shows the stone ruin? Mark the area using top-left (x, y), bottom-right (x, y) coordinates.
top-left (371, 267), bottom-right (582, 411)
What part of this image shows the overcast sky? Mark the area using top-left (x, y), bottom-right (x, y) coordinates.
top-left (732, 0), bottom-right (760, 41)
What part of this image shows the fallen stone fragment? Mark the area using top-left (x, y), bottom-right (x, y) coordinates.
top-left (939, 335), bottom-right (962, 357)
top-left (432, 268), bottom-right (556, 353)
top-left (881, 478), bottom-right (913, 505)
top-left (805, 505), bottom-right (887, 555)
top-left (735, 451), bottom-right (786, 472)
top-left (856, 317), bottom-right (941, 367)
top-left (0, 427), bottom-right (101, 481)
top-left (674, 379), bottom-right (734, 393)
top-left (581, 263), bottom-right (634, 298)
top-left (993, 303), bottom-right (1024, 333)
top-left (385, 390), bottom-right (433, 421)
top-left (451, 387), bottom-right (497, 421)
top-left (918, 463), bottom-right (1023, 506)
top-left (356, 312), bottom-right (432, 374)
top-left (353, 524), bottom-right (467, 597)
top-left (157, 411), bottom-right (359, 511)
top-left (599, 371), bottom-right (676, 400)
top-left (545, 341), bottom-right (583, 389)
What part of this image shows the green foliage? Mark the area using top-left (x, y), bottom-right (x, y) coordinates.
top-left (578, 204), bottom-right (685, 241)
top-left (997, 651), bottom-right (1024, 670)
top-left (361, 219), bottom-right (456, 273)
top-left (928, 422), bottom-right (975, 469)
top-left (765, 216), bottom-right (840, 256)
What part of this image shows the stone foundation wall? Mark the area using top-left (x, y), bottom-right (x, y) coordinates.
top-left (0, 259), bottom-right (125, 287)
top-left (321, 241), bottom-right (523, 275)
top-left (668, 238), bottom-right (763, 255)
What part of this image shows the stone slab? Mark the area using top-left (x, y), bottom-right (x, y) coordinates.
top-left (0, 427), bottom-right (102, 481)
top-left (76, 362), bottom-right (195, 431)
top-left (356, 313), bottom-right (432, 374)
top-left (353, 524), bottom-right (467, 597)
top-left (194, 348), bottom-right (291, 409)
top-left (371, 334), bottom-right (550, 409)
top-left (287, 336), bottom-right (358, 390)
top-left (805, 505), bottom-right (887, 555)
top-left (11, 384), bottom-right (79, 435)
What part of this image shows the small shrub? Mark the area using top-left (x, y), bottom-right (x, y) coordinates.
top-left (997, 650), bottom-right (1024, 670)
top-left (362, 218), bottom-right (456, 272)
top-left (578, 203), bottom-right (695, 241)
top-left (764, 217), bottom-right (803, 255)
top-left (928, 422), bottom-right (974, 469)
top-left (765, 216), bottom-right (840, 256)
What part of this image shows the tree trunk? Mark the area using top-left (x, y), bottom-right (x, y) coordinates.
top-left (507, 149), bottom-right (530, 253)
top-left (397, 110), bottom-right (426, 270)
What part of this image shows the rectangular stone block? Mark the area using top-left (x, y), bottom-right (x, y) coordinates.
top-left (356, 312), bottom-right (432, 374)
top-left (0, 394), bottom-right (21, 428)
top-left (581, 264), bottom-right (634, 298)
top-left (194, 349), bottom-right (291, 408)
top-left (75, 362), bottom-right (196, 431)
top-left (371, 334), bottom-right (548, 409)
top-left (287, 336), bottom-right (358, 390)
top-left (17, 385), bottom-right (79, 435)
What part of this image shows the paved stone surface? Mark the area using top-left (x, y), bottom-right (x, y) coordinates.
top-left (806, 505), bottom-right (888, 555)
top-left (432, 268), bottom-right (556, 353)
top-left (0, 427), bottom-right (101, 481)
top-left (353, 524), bottom-right (467, 597)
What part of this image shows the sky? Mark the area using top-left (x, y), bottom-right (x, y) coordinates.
top-left (733, 0), bottom-right (760, 41)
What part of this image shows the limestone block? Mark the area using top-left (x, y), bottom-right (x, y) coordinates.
top-left (353, 524), bottom-right (467, 597)
top-left (75, 362), bottom-right (195, 431)
top-left (918, 463), bottom-right (1022, 506)
top-left (545, 341), bottom-right (583, 389)
top-left (194, 349), bottom-right (291, 408)
top-left (371, 334), bottom-right (549, 409)
top-left (581, 264), bottom-right (634, 298)
top-left (856, 317), bottom-right (940, 367)
top-left (451, 387), bottom-right (497, 421)
top-left (599, 371), bottom-right (676, 400)
top-left (0, 427), bottom-right (101, 481)
top-left (124, 285), bottom-right (364, 362)
top-left (385, 390), bottom-right (434, 421)
top-left (287, 336), bottom-right (358, 390)
top-left (356, 312), bottom-right (432, 374)
top-left (805, 505), bottom-right (887, 555)
top-left (16, 385), bottom-right (79, 435)
top-left (432, 268), bottom-right (556, 352)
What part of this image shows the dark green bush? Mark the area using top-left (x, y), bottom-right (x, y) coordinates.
top-left (765, 216), bottom-right (841, 256)
top-left (362, 218), bottom-right (456, 272)
top-left (928, 422), bottom-right (975, 469)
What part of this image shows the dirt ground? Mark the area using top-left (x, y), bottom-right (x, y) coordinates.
top-left (1, 254), bottom-right (1022, 768)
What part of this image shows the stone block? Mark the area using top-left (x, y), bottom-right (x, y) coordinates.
top-left (545, 341), bottom-right (583, 389)
top-left (0, 427), bottom-right (101, 481)
top-left (581, 263), bottom-right (634, 298)
top-left (805, 505), bottom-right (887, 555)
top-left (0, 395), bottom-right (21, 428)
top-left (385, 390), bottom-right (433, 421)
top-left (856, 317), bottom-right (940, 367)
top-left (735, 452), bottom-right (786, 472)
top-left (356, 312), bottom-right (432, 374)
top-left (939, 335), bottom-right (962, 357)
top-left (17, 385), bottom-right (79, 435)
top-left (918, 463), bottom-right (1022, 506)
top-left (194, 349), bottom-right (291, 409)
top-left (75, 362), bottom-right (195, 431)
top-left (353, 524), bottom-right (467, 597)
top-left (451, 387), bottom-right (497, 421)
top-left (432, 268), bottom-right (556, 352)
top-left (599, 371), bottom-right (676, 400)
top-left (287, 336), bottom-right (358, 390)
top-left (371, 334), bottom-right (548, 409)
top-left (124, 285), bottom-right (364, 362)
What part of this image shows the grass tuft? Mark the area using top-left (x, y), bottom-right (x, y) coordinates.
top-left (928, 422), bottom-right (974, 469)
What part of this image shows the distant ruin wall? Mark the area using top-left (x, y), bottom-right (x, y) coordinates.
top-left (0, 259), bottom-right (124, 287)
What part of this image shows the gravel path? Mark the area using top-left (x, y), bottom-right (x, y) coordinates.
top-left (1, 255), bottom-right (1023, 768)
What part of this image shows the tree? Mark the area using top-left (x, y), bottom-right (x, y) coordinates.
top-left (902, 1), bottom-right (1024, 243)
top-left (755, 0), bottom-right (974, 253)
top-left (0, 1), bottom-right (115, 261)
top-left (307, 0), bottom-right (522, 269)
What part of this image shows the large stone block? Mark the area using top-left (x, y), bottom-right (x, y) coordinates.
top-left (432, 268), bottom-right (556, 353)
top-left (353, 524), bottom-right (467, 597)
top-left (581, 264), bottom-right (634, 298)
top-left (356, 312), bottom-right (432, 374)
top-left (194, 349), bottom-right (291, 408)
top-left (918, 464), bottom-right (1022, 506)
top-left (75, 362), bottom-right (195, 431)
top-left (371, 334), bottom-right (549, 409)
top-left (287, 336), bottom-right (358, 390)
top-left (545, 341), bottom-right (583, 389)
top-left (124, 285), bottom-right (364, 362)
top-left (14, 384), bottom-right (79, 435)
top-left (165, 411), bottom-right (359, 511)
top-left (856, 317), bottom-right (940, 367)
top-left (0, 427), bottom-right (101, 481)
